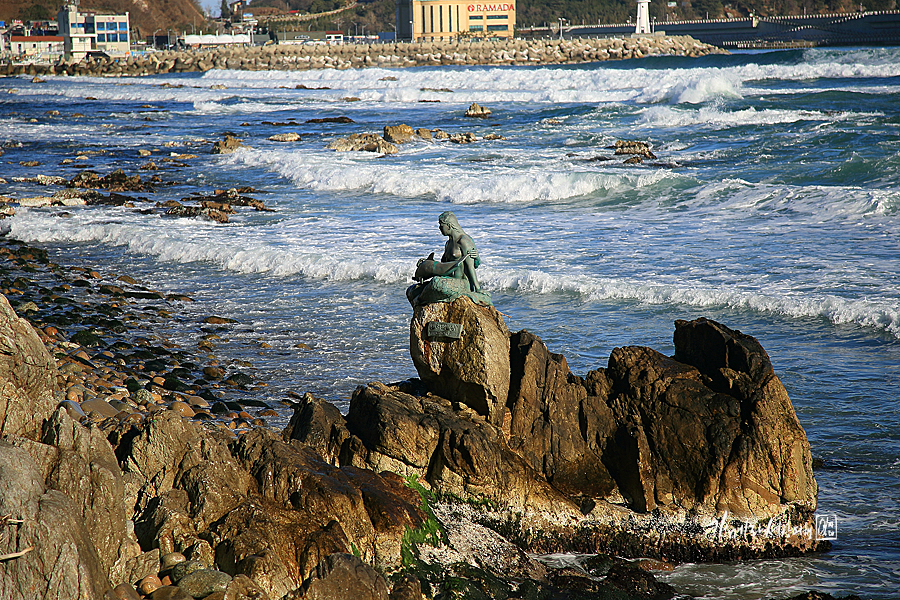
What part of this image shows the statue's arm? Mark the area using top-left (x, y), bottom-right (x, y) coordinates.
top-left (458, 237), bottom-right (481, 292)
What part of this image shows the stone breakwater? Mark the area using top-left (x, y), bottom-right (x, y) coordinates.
top-left (3, 36), bottom-right (726, 77)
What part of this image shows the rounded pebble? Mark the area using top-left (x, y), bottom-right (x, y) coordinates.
top-left (169, 401), bottom-right (195, 418)
top-left (170, 559), bottom-right (207, 583)
top-left (133, 388), bottom-right (154, 405)
top-left (160, 551), bottom-right (187, 571)
top-left (176, 569), bottom-right (232, 598)
top-left (111, 582), bottom-right (141, 600)
top-left (139, 574), bottom-right (162, 595)
top-left (59, 399), bottom-right (87, 421)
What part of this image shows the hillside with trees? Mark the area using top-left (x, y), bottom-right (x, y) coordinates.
top-left (2, 0), bottom-right (893, 39)
top-left (1, 0), bottom-right (207, 36)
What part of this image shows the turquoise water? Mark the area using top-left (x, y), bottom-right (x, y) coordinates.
top-left (2, 46), bottom-right (899, 598)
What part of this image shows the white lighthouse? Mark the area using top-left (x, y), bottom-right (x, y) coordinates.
top-left (635, 0), bottom-right (651, 34)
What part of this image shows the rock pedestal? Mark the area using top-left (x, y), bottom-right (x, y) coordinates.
top-left (410, 298), bottom-right (510, 426)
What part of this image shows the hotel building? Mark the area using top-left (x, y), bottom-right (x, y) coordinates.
top-left (397, 0), bottom-right (516, 41)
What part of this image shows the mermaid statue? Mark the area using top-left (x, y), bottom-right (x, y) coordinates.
top-left (406, 212), bottom-right (493, 308)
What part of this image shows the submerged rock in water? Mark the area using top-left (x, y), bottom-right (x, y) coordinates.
top-left (211, 135), bottom-right (245, 155)
top-left (383, 124), bottom-right (416, 144)
top-left (464, 102), bottom-right (492, 118)
top-left (325, 133), bottom-right (398, 154)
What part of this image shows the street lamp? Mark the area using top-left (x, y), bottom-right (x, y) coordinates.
top-left (153, 28), bottom-right (160, 49)
top-left (557, 17), bottom-right (566, 40)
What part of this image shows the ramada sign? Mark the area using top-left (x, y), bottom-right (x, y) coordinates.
top-left (467, 3), bottom-right (515, 11)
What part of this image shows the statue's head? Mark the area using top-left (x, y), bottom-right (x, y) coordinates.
top-left (438, 211), bottom-right (461, 234)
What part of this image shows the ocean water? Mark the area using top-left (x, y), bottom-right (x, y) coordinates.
top-left (2, 46), bottom-right (899, 598)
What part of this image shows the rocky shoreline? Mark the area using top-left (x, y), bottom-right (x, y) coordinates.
top-left (0, 90), bottom-right (860, 597)
top-left (0, 226), bottom-right (854, 600)
top-left (4, 35), bottom-right (726, 78)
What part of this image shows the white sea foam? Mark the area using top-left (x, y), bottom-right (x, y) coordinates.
top-left (222, 147), bottom-right (662, 204)
top-left (190, 99), bottom-right (306, 115)
top-left (194, 47), bottom-right (900, 106)
top-left (636, 104), bottom-right (877, 129)
top-left (6, 208), bottom-right (412, 284)
top-left (632, 70), bottom-right (744, 104)
top-left (9, 206), bottom-right (899, 339)
top-left (485, 268), bottom-right (900, 339)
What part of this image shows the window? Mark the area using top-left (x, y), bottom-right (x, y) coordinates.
top-left (469, 24), bottom-right (482, 30)
top-left (85, 23), bottom-right (94, 33)
top-left (97, 22), bottom-right (106, 30)
top-left (486, 24), bottom-right (507, 31)
top-left (97, 33), bottom-right (106, 42)
top-left (120, 33), bottom-right (128, 42)
top-left (470, 14), bottom-right (483, 19)
top-left (119, 22), bottom-right (127, 30)
top-left (486, 15), bottom-right (506, 19)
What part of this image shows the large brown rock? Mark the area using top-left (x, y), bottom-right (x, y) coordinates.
top-left (282, 393), bottom-right (350, 466)
top-left (219, 428), bottom-right (427, 595)
top-left (671, 318), bottom-right (817, 516)
top-left (603, 344), bottom-right (745, 514)
top-left (340, 382), bottom-right (572, 514)
top-left (506, 319), bottom-right (816, 521)
top-left (0, 295), bottom-right (138, 598)
top-left (294, 553), bottom-right (390, 600)
top-left (507, 330), bottom-right (619, 504)
top-left (383, 124), bottom-right (415, 144)
top-left (296, 317), bottom-right (823, 560)
top-left (41, 408), bottom-right (139, 580)
top-left (0, 441), bottom-right (111, 600)
top-left (410, 298), bottom-right (510, 425)
top-left (0, 294), bottom-right (57, 440)
top-left (116, 411), bottom-right (251, 529)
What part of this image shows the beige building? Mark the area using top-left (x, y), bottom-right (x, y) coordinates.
top-left (398, 0), bottom-right (515, 41)
top-left (9, 35), bottom-right (64, 58)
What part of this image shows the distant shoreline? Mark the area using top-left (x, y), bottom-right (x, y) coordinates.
top-left (1, 35), bottom-right (726, 78)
